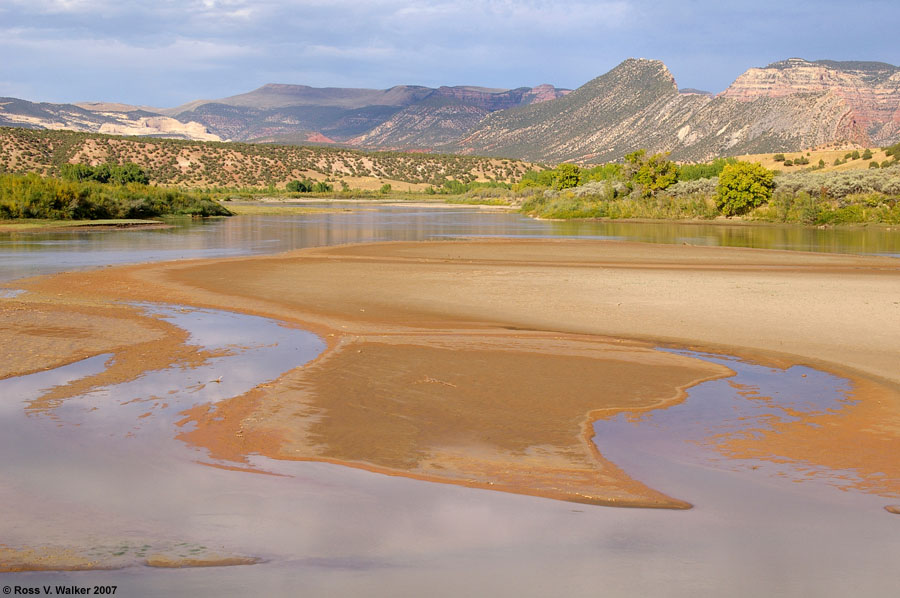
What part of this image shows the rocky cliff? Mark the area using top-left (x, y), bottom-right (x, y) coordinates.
top-left (720, 58), bottom-right (900, 145)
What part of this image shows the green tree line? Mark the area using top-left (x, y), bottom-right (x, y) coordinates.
top-left (0, 173), bottom-right (231, 220)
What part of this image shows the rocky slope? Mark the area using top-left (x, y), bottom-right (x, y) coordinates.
top-left (453, 58), bottom-right (876, 162)
top-left (349, 85), bottom-right (570, 148)
top-left (0, 98), bottom-right (220, 141)
top-left (170, 83), bottom-right (569, 146)
top-left (720, 58), bottom-right (900, 145)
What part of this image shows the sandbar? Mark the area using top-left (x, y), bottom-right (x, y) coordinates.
top-left (5, 239), bottom-right (900, 506)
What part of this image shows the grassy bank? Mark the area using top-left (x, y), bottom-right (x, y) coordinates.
top-left (517, 164), bottom-right (900, 225)
top-left (0, 173), bottom-right (232, 220)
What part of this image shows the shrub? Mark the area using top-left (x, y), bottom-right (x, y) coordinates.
top-left (285, 179), bottom-right (312, 192)
top-left (773, 153), bottom-right (786, 162)
top-left (716, 162), bottom-right (775, 216)
top-left (862, 149), bottom-right (873, 160)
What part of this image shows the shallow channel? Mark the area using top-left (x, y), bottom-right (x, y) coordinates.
top-left (1, 301), bottom-right (898, 596)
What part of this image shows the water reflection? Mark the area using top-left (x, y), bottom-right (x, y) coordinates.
top-left (1, 206), bottom-right (898, 283)
top-left (593, 350), bottom-right (863, 496)
top-left (4, 342), bottom-right (898, 597)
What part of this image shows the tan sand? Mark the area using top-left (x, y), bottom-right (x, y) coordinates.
top-left (0, 545), bottom-right (109, 572)
top-left (0, 544), bottom-right (259, 572)
top-left (144, 554), bottom-right (260, 568)
top-left (6, 239), bottom-right (900, 505)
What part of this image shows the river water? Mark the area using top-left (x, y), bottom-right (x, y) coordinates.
top-left (1, 205), bottom-right (898, 596)
top-left (2, 204), bottom-right (900, 283)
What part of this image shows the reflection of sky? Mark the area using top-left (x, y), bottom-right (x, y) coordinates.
top-left (594, 349), bottom-right (862, 493)
top-left (0, 316), bottom-right (897, 595)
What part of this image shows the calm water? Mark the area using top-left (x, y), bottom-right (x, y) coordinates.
top-left (2, 205), bottom-right (899, 596)
top-left (2, 306), bottom-right (896, 597)
top-left (1, 204), bottom-right (899, 282)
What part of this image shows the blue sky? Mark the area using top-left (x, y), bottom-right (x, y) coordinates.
top-left (1, 0), bottom-right (897, 107)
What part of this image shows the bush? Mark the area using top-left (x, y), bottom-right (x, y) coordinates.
top-left (716, 162), bottom-right (775, 216)
top-left (285, 179), bottom-right (312, 192)
top-left (773, 153), bottom-right (786, 162)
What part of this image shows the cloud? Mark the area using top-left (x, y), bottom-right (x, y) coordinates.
top-left (0, 0), bottom-right (895, 106)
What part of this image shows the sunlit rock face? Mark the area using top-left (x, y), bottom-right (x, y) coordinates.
top-left (720, 58), bottom-right (900, 145)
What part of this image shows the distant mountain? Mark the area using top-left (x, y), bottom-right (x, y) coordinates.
top-left (453, 58), bottom-right (887, 162)
top-left (167, 83), bottom-right (570, 146)
top-left (0, 82), bottom-right (569, 147)
top-left (2, 57), bottom-right (898, 164)
top-left (0, 97), bottom-right (220, 141)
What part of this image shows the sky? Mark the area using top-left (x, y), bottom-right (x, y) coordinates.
top-left (1, 0), bottom-right (898, 108)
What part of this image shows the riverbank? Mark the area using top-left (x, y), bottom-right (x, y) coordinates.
top-left (0, 218), bottom-right (172, 232)
top-left (5, 238), bottom-right (899, 508)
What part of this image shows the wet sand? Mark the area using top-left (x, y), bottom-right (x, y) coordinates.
top-left (0, 544), bottom-right (260, 572)
top-left (5, 238), bottom-right (900, 506)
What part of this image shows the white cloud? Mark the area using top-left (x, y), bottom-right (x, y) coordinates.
top-left (0, 28), bottom-right (259, 69)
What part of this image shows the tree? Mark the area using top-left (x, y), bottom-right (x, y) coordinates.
top-left (554, 163), bottom-right (581, 190)
top-left (862, 149), bottom-right (873, 160)
top-left (625, 149), bottom-right (677, 197)
top-left (379, 183), bottom-right (392, 194)
top-left (716, 161), bottom-right (775, 216)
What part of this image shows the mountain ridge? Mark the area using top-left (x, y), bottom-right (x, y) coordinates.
top-left (1, 56), bottom-right (897, 163)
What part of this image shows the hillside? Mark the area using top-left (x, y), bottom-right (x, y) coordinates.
top-left (0, 128), bottom-right (533, 190)
top-left (170, 83), bottom-right (570, 147)
top-left (721, 58), bottom-right (900, 144)
top-left (453, 58), bottom-right (872, 163)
